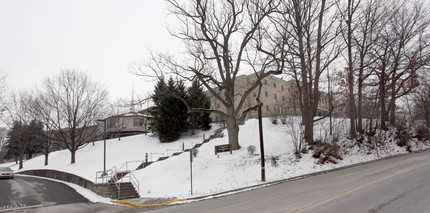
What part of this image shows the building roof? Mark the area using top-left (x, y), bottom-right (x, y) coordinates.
top-left (105, 111), bottom-right (151, 120)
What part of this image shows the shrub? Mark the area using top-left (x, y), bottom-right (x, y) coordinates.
top-left (395, 127), bottom-right (411, 147)
top-left (247, 145), bottom-right (256, 155)
top-left (279, 115), bottom-right (287, 124)
top-left (312, 141), bottom-right (342, 164)
top-left (396, 133), bottom-right (410, 147)
top-left (271, 116), bottom-right (278, 125)
top-left (415, 125), bottom-right (429, 140)
top-left (270, 156), bottom-right (279, 167)
top-left (192, 148), bottom-right (199, 157)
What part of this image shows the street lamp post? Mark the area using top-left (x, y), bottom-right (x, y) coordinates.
top-left (97, 119), bottom-right (107, 175)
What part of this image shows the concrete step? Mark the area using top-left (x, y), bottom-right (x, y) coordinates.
top-left (109, 182), bottom-right (139, 199)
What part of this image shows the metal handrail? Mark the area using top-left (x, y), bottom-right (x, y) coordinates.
top-left (95, 166), bottom-right (122, 199)
top-left (95, 166), bottom-right (117, 183)
top-left (117, 160), bottom-right (145, 172)
top-left (118, 171), bottom-right (140, 195)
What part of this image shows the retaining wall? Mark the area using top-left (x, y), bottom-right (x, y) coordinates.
top-left (18, 169), bottom-right (111, 198)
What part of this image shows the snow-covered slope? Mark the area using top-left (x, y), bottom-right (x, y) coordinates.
top-left (2, 118), bottom-right (429, 200)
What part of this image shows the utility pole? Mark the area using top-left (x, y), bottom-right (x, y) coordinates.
top-left (257, 100), bottom-right (266, 182)
top-left (256, 82), bottom-right (266, 182)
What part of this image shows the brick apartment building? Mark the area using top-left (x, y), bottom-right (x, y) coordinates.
top-left (207, 74), bottom-right (330, 122)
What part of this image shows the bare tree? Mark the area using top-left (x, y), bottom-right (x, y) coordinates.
top-left (352, 0), bottom-right (385, 134)
top-left (413, 70), bottom-right (430, 127)
top-left (37, 70), bottom-right (108, 164)
top-left (31, 93), bottom-right (57, 166)
top-left (372, 0), bottom-right (430, 129)
top-left (0, 71), bottom-right (7, 124)
top-left (133, 0), bottom-right (283, 150)
top-left (337, 0), bottom-right (361, 138)
top-left (336, 0), bottom-right (388, 136)
top-left (7, 92), bottom-right (35, 169)
top-left (269, 0), bottom-right (341, 145)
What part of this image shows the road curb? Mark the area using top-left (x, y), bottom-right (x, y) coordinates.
top-left (113, 199), bottom-right (187, 207)
top-left (184, 148), bottom-right (430, 202)
top-left (114, 148), bottom-right (430, 207)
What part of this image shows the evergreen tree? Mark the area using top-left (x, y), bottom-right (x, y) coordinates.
top-left (25, 120), bottom-right (45, 159)
top-left (150, 77), bottom-right (189, 142)
top-left (4, 120), bottom-right (45, 168)
top-left (188, 80), bottom-right (212, 131)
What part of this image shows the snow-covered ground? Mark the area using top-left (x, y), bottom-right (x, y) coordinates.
top-left (1, 117), bottom-right (429, 203)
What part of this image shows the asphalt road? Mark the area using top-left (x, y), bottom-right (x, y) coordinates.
top-left (145, 150), bottom-right (430, 213)
top-left (0, 175), bottom-right (89, 212)
top-left (1, 151), bottom-right (429, 213)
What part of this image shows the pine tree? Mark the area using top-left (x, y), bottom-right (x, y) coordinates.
top-left (25, 120), bottom-right (45, 159)
top-left (150, 77), bottom-right (189, 142)
top-left (4, 120), bottom-right (45, 168)
top-left (188, 80), bottom-right (212, 132)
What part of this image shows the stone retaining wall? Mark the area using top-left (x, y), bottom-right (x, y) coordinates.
top-left (18, 169), bottom-right (111, 198)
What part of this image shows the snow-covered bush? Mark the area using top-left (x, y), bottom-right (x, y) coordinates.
top-left (312, 141), bottom-right (342, 164)
top-left (192, 148), bottom-right (199, 157)
top-left (247, 145), bottom-right (256, 156)
top-left (271, 116), bottom-right (278, 125)
top-left (270, 156), bottom-right (279, 167)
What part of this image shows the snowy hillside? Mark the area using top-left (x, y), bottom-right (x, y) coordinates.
top-left (2, 117), bottom-right (429, 201)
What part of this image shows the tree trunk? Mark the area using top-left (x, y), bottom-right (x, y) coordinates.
top-left (303, 114), bottom-right (314, 146)
top-left (70, 148), bottom-right (76, 164)
top-left (380, 72), bottom-right (388, 130)
top-left (19, 155), bottom-right (24, 169)
top-left (44, 142), bottom-right (49, 166)
top-left (44, 154), bottom-right (49, 166)
top-left (357, 74), bottom-right (363, 134)
top-left (225, 115), bottom-right (240, 150)
top-left (348, 70), bottom-right (357, 137)
top-left (346, 0), bottom-right (357, 138)
top-left (389, 87), bottom-right (396, 126)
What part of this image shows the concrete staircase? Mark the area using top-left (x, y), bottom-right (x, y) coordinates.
top-left (109, 182), bottom-right (139, 200)
top-left (109, 171), bottom-right (129, 183)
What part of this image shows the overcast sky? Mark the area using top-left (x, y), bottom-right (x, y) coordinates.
top-left (0, 0), bottom-right (179, 101)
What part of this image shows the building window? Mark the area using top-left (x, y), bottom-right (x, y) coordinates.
top-left (264, 79), bottom-right (268, 85)
top-left (253, 91), bottom-right (257, 98)
top-left (274, 94), bottom-right (277, 100)
top-left (265, 91), bottom-right (268, 97)
top-left (274, 82), bottom-right (276, 88)
top-left (288, 87), bottom-right (291, 93)
top-left (266, 105), bottom-right (269, 111)
top-left (217, 103), bottom-right (220, 108)
top-left (134, 118), bottom-right (143, 127)
top-left (282, 96), bottom-right (285, 102)
top-left (281, 85), bottom-right (284, 91)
